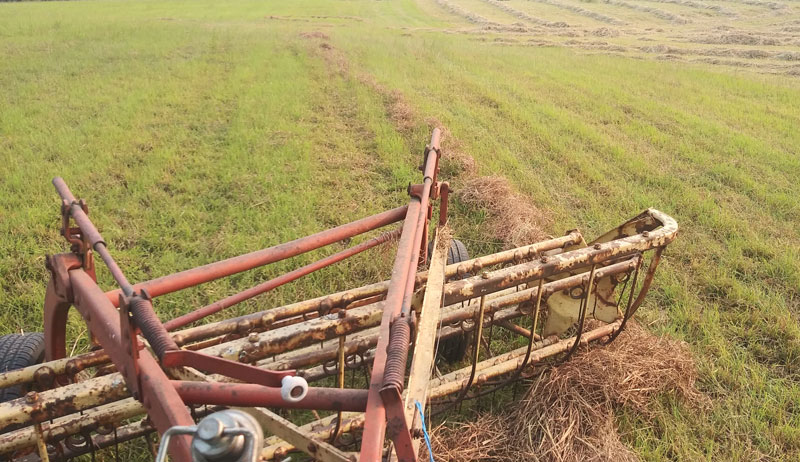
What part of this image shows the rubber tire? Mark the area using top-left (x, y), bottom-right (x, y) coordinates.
top-left (0, 333), bottom-right (45, 402)
top-left (429, 239), bottom-right (471, 363)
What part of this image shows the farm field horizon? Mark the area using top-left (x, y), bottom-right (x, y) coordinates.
top-left (0, 0), bottom-right (799, 460)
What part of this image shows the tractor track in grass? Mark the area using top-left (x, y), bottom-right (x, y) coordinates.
top-left (299, 30), bottom-right (550, 246)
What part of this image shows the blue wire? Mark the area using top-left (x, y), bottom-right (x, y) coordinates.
top-left (415, 400), bottom-right (435, 462)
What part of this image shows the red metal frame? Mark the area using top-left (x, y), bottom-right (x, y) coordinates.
top-left (41, 129), bottom-right (446, 462)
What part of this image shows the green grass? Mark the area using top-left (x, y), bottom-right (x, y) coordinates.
top-left (1, 0), bottom-right (799, 460)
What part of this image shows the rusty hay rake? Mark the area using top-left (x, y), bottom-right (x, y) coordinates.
top-left (0, 129), bottom-right (677, 462)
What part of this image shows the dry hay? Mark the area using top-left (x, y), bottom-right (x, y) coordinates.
top-left (384, 90), bottom-right (415, 134)
top-left (600, 0), bottom-right (688, 24)
top-left (357, 75), bottom-right (417, 134)
top-left (427, 119), bottom-right (478, 176)
top-left (692, 33), bottom-right (781, 46)
top-left (434, 0), bottom-right (499, 27)
top-left (524, 0), bottom-right (626, 26)
top-left (299, 30), bottom-right (350, 75)
top-left (458, 175), bottom-right (550, 247)
top-left (427, 322), bottom-right (707, 462)
top-left (423, 414), bottom-right (510, 462)
top-left (478, 0), bottom-right (567, 28)
top-left (299, 31), bottom-right (330, 40)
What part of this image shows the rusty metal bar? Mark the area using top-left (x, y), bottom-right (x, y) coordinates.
top-left (428, 321), bottom-right (622, 399)
top-left (170, 231), bottom-right (581, 347)
top-left (364, 128), bottom-right (442, 462)
top-left (496, 320), bottom-right (536, 339)
top-left (200, 301), bottom-right (384, 360)
top-left (171, 280), bottom-right (390, 346)
top-left (0, 349), bottom-right (108, 391)
top-left (262, 413), bottom-right (365, 461)
top-left (247, 407), bottom-right (355, 462)
top-left (441, 209), bottom-right (677, 306)
top-left (0, 398), bottom-right (142, 456)
top-left (104, 206), bottom-right (409, 305)
top-left (54, 178), bottom-right (133, 294)
top-left (0, 373), bottom-right (129, 433)
top-left (164, 228), bottom-right (400, 331)
top-left (68, 269), bottom-right (194, 460)
top-left (172, 381), bottom-right (368, 411)
top-left (161, 350), bottom-right (293, 387)
top-left (402, 230), bottom-right (448, 458)
top-left (359, 197), bottom-right (421, 461)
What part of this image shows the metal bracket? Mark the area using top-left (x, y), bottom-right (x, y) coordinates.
top-left (45, 253), bottom-right (82, 302)
top-left (420, 144), bottom-right (441, 180)
top-left (407, 183), bottom-right (425, 200)
top-left (60, 198), bottom-right (95, 278)
top-left (246, 407), bottom-right (356, 462)
top-left (161, 350), bottom-right (295, 388)
top-left (118, 293), bottom-right (143, 400)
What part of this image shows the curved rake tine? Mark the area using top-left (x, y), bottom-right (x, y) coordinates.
top-left (329, 335), bottom-right (346, 444)
top-left (603, 253), bottom-right (642, 346)
top-left (432, 295), bottom-right (487, 417)
top-left (606, 247), bottom-right (664, 344)
top-left (560, 264), bottom-right (597, 364)
top-left (479, 278), bottom-right (545, 394)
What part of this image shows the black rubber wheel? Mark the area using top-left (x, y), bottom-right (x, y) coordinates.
top-left (429, 239), bottom-right (472, 363)
top-left (0, 333), bottom-right (45, 402)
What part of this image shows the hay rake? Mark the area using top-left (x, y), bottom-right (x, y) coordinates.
top-left (0, 129), bottom-right (677, 462)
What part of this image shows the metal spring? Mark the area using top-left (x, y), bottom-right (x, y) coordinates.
top-left (129, 296), bottom-right (178, 359)
top-left (381, 315), bottom-right (412, 392)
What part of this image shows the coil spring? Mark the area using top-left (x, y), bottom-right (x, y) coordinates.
top-left (381, 315), bottom-right (412, 392)
top-left (128, 295), bottom-right (178, 359)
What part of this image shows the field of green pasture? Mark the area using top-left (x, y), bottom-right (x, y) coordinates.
top-left (1, 0), bottom-right (799, 460)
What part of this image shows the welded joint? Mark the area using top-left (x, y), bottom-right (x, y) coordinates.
top-left (407, 183), bottom-right (425, 200)
top-left (118, 293), bottom-right (143, 400)
top-left (45, 253), bottom-right (82, 302)
top-left (60, 199), bottom-right (99, 275)
top-left (420, 144), bottom-right (441, 173)
top-left (381, 386), bottom-right (417, 462)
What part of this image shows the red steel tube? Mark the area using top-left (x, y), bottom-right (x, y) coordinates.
top-left (360, 200), bottom-right (421, 461)
top-left (171, 381), bottom-right (368, 412)
top-left (164, 228), bottom-right (401, 331)
top-left (361, 128), bottom-right (442, 462)
top-left (54, 177), bottom-right (135, 294)
top-left (68, 269), bottom-right (194, 461)
top-left (104, 205), bottom-right (409, 306)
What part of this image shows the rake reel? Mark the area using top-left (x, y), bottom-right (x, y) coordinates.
top-left (0, 129), bottom-right (677, 462)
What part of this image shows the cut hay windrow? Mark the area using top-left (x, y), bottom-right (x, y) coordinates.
top-left (458, 175), bottom-right (551, 247)
top-left (426, 322), bottom-right (707, 462)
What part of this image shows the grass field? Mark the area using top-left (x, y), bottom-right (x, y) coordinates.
top-left (1, 0), bottom-right (799, 460)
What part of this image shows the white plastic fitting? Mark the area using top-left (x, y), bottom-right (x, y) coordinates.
top-left (280, 375), bottom-right (308, 403)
